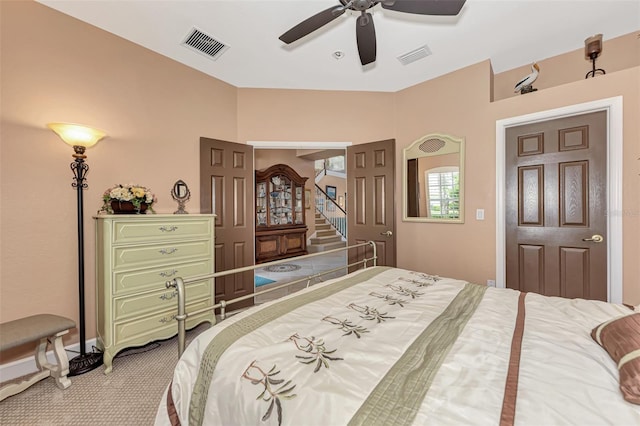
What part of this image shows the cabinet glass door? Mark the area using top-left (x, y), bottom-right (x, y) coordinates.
top-left (256, 182), bottom-right (267, 226)
top-left (294, 186), bottom-right (303, 224)
top-left (269, 174), bottom-right (294, 225)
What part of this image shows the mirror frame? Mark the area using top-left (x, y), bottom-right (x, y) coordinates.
top-left (402, 133), bottom-right (465, 223)
top-left (171, 179), bottom-right (191, 214)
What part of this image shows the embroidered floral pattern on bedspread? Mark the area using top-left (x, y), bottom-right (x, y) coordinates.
top-left (290, 334), bottom-right (343, 372)
top-left (187, 267), bottom-right (486, 426)
top-left (369, 292), bottom-right (409, 306)
top-left (241, 362), bottom-right (297, 425)
top-left (187, 267), bottom-right (392, 426)
top-left (348, 303), bottom-right (396, 323)
top-left (322, 316), bottom-right (370, 338)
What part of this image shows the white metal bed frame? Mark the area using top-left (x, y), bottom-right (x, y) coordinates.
top-left (165, 241), bottom-right (377, 357)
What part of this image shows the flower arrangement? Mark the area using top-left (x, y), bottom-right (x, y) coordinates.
top-left (101, 184), bottom-right (156, 214)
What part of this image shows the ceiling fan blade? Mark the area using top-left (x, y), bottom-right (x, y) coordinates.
top-left (356, 13), bottom-right (376, 66)
top-left (381, 0), bottom-right (466, 16)
top-left (279, 5), bottom-right (346, 44)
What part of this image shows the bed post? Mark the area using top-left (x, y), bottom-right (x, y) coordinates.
top-left (167, 277), bottom-right (186, 358)
top-left (369, 240), bottom-right (377, 267)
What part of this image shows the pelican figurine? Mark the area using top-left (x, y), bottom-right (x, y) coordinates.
top-left (514, 62), bottom-right (540, 93)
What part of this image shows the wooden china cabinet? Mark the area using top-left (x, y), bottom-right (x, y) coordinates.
top-left (255, 164), bottom-right (308, 263)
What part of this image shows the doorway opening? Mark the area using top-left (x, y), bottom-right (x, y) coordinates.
top-left (249, 141), bottom-right (351, 301)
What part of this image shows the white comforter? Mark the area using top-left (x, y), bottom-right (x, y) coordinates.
top-left (155, 266), bottom-right (639, 426)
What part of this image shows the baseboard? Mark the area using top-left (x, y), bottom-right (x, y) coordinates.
top-left (0, 339), bottom-right (97, 382)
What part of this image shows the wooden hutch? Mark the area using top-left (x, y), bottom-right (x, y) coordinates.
top-left (255, 164), bottom-right (308, 263)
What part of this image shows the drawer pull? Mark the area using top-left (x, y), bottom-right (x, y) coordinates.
top-left (159, 291), bottom-right (178, 301)
top-left (159, 248), bottom-right (178, 255)
top-left (159, 226), bottom-right (178, 232)
top-left (159, 314), bottom-right (177, 324)
top-left (159, 269), bottom-right (178, 277)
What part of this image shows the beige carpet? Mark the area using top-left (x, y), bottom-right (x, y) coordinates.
top-left (0, 255), bottom-right (348, 425)
top-left (0, 323), bottom-right (209, 425)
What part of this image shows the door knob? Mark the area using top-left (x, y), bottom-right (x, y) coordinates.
top-left (582, 234), bottom-right (604, 243)
top-left (380, 231), bottom-right (393, 237)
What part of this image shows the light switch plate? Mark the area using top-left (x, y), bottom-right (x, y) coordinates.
top-left (476, 209), bottom-right (485, 220)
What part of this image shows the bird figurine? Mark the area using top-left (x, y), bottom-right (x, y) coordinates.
top-left (514, 62), bottom-right (540, 94)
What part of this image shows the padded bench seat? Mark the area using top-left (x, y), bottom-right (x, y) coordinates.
top-left (0, 314), bottom-right (75, 401)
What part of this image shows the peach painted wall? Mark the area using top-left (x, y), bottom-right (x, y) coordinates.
top-left (395, 61), bottom-right (495, 283)
top-left (493, 32), bottom-right (640, 101)
top-left (490, 67), bottom-right (640, 304)
top-left (318, 174), bottom-right (347, 208)
top-left (1, 1), bottom-right (639, 365)
top-left (395, 61), bottom-right (640, 303)
top-left (237, 89), bottom-right (396, 144)
top-left (0, 1), bottom-right (238, 361)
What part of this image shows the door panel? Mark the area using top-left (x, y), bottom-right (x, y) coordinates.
top-left (505, 111), bottom-right (606, 301)
top-left (200, 137), bottom-right (254, 310)
top-left (347, 139), bottom-right (396, 268)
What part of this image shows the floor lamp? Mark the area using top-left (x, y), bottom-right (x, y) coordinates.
top-left (48, 122), bottom-right (107, 376)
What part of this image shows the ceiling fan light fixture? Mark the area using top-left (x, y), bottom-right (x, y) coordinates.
top-left (279, 0), bottom-right (465, 65)
top-left (397, 44), bottom-right (432, 66)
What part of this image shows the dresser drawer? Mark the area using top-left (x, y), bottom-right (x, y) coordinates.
top-left (114, 299), bottom-right (213, 346)
top-left (111, 218), bottom-right (213, 244)
top-left (113, 239), bottom-right (212, 270)
top-left (113, 258), bottom-right (212, 296)
top-left (113, 280), bottom-right (212, 321)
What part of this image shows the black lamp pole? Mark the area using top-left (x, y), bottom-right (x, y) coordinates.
top-left (68, 145), bottom-right (103, 376)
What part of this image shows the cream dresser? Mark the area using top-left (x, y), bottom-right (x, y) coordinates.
top-left (94, 214), bottom-right (215, 374)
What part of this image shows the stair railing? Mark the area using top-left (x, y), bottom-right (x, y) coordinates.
top-left (314, 184), bottom-right (347, 239)
top-left (314, 165), bottom-right (327, 183)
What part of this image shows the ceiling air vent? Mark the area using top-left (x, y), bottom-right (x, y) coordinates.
top-left (182, 27), bottom-right (229, 61)
top-left (397, 44), bottom-right (432, 66)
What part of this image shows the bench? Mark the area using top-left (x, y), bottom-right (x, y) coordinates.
top-left (0, 314), bottom-right (75, 401)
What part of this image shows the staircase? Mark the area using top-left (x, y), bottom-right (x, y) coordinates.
top-left (308, 212), bottom-right (346, 253)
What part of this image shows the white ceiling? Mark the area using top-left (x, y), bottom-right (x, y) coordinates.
top-left (37, 0), bottom-right (640, 92)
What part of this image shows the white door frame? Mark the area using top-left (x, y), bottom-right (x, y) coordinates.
top-left (495, 96), bottom-right (623, 303)
top-left (248, 141), bottom-right (352, 149)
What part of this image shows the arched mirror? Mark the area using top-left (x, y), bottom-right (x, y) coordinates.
top-left (402, 133), bottom-right (464, 223)
top-left (171, 179), bottom-right (191, 214)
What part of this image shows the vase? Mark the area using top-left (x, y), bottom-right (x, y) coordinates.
top-left (110, 200), bottom-right (148, 214)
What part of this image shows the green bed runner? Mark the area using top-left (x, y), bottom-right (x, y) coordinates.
top-left (188, 266), bottom-right (392, 426)
top-left (348, 282), bottom-right (487, 426)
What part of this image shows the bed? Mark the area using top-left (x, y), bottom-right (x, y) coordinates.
top-left (155, 258), bottom-right (640, 425)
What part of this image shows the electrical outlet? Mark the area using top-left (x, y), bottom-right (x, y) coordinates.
top-left (486, 279), bottom-right (496, 287)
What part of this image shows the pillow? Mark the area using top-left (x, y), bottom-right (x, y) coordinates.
top-left (591, 313), bottom-right (640, 404)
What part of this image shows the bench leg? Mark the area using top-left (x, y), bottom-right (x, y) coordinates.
top-left (35, 331), bottom-right (71, 390)
top-left (0, 330), bottom-right (71, 401)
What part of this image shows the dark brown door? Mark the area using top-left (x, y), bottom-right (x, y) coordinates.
top-left (347, 139), bottom-right (396, 268)
top-left (505, 111), bottom-right (607, 300)
top-left (200, 137), bottom-right (254, 310)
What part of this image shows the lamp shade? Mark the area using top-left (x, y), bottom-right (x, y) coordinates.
top-left (584, 34), bottom-right (603, 59)
top-left (48, 122), bottom-right (106, 148)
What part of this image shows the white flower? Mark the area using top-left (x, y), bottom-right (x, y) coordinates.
top-left (102, 183), bottom-right (156, 214)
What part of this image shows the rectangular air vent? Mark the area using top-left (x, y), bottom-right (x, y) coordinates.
top-left (397, 44), bottom-right (432, 66)
top-left (182, 27), bottom-right (229, 61)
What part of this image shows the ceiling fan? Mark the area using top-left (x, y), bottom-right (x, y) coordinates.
top-left (278, 0), bottom-right (467, 66)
